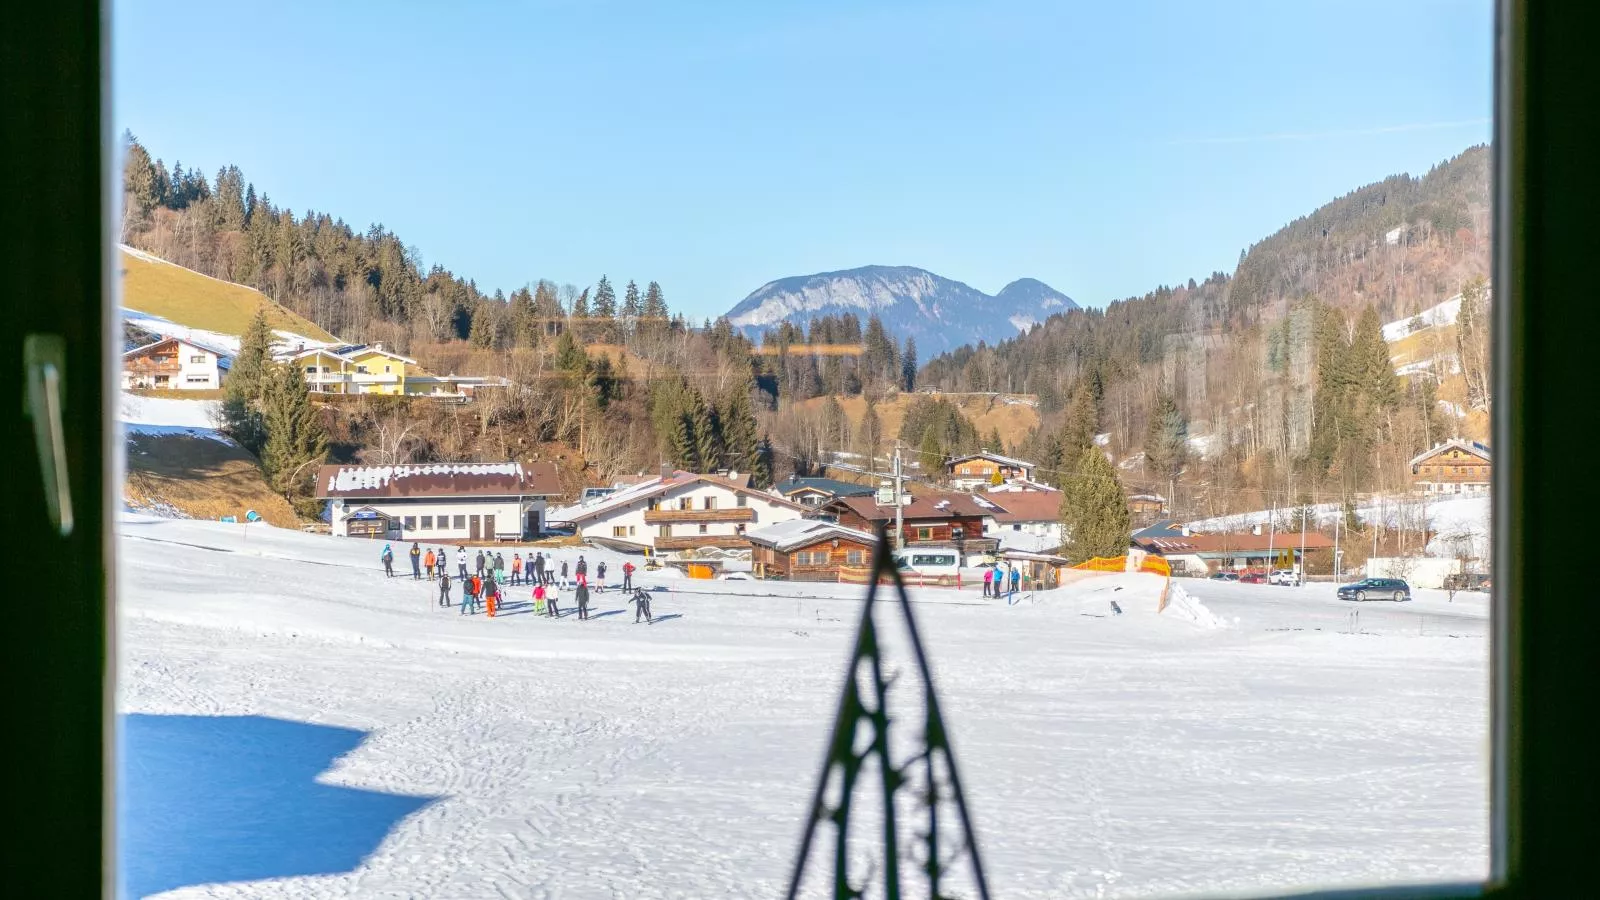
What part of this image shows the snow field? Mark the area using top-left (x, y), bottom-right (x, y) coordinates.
top-left (118, 516), bottom-right (1488, 898)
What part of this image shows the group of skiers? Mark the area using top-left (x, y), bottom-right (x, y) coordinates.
top-left (380, 543), bottom-right (649, 622)
top-left (981, 562), bottom-right (1025, 600)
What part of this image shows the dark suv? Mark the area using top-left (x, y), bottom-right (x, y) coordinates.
top-left (1337, 578), bottom-right (1411, 602)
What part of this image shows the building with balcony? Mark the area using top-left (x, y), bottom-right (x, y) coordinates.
top-left (746, 519), bottom-right (879, 581)
top-left (945, 451), bottom-right (1037, 490)
top-left (1410, 439), bottom-right (1491, 494)
top-left (121, 336), bottom-right (231, 391)
top-left (818, 488), bottom-right (998, 558)
top-left (769, 475), bottom-right (875, 507)
top-left (290, 343), bottom-right (415, 396)
top-left (546, 470), bottom-right (807, 553)
top-left (316, 461), bottom-right (562, 541)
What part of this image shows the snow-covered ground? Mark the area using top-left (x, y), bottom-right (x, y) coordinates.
top-left (123, 307), bottom-right (336, 359)
top-left (117, 515), bottom-right (1488, 898)
top-left (1383, 293), bottom-right (1464, 341)
top-left (1188, 494), bottom-right (1491, 562)
top-left (119, 392), bottom-right (230, 443)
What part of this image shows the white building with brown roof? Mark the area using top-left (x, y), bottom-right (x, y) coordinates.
top-left (980, 488), bottom-right (1065, 552)
top-left (546, 471), bottom-right (807, 553)
top-left (316, 462), bottom-right (562, 541)
top-left (122, 336), bottom-right (232, 391)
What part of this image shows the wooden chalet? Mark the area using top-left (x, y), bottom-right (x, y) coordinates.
top-left (745, 519), bottom-right (879, 581)
top-left (819, 490), bottom-right (998, 555)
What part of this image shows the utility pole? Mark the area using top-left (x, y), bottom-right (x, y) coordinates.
top-left (892, 441), bottom-right (905, 550)
top-left (1333, 498), bottom-right (1342, 583)
top-left (1298, 491), bottom-right (1307, 586)
top-left (1266, 484), bottom-right (1277, 576)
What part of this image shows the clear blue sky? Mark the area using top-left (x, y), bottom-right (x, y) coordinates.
top-left (114, 0), bottom-right (1493, 319)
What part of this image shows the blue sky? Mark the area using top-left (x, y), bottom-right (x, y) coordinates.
top-left (114, 0), bottom-right (1493, 319)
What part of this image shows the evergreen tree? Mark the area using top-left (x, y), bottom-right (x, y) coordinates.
top-left (1143, 392), bottom-right (1188, 487)
top-left (554, 329), bottom-right (589, 373)
top-left (572, 287), bottom-right (590, 319)
top-left (1352, 305), bottom-right (1399, 410)
top-left (592, 275), bottom-right (617, 342)
top-left (259, 363), bottom-right (328, 514)
top-left (717, 377), bottom-right (761, 472)
top-left (689, 389), bottom-right (720, 473)
top-left (901, 337), bottom-right (918, 392)
top-left (919, 425), bottom-right (944, 474)
top-left (215, 165), bottom-right (246, 231)
top-left (643, 281), bottom-right (668, 327)
top-left (751, 435), bottom-right (776, 489)
top-left (122, 134), bottom-right (160, 223)
top-left (670, 412), bottom-right (698, 470)
top-left (1059, 445), bottom-right (1131, 565)
top-left (468, 305), bottom-right (496, 348)
top-left (860, 400), bottom-right (883, 463)
top-left (221, 310), bottom-right (274, 452)
top-left (1309, 303), bottom-right (1354, 473)
top-left (985, 426), bottom-right (1004, 455)
top-left (1058, 385), bottom-right (1099, 461)
top-left (620, 279), bottom-right (643, 339)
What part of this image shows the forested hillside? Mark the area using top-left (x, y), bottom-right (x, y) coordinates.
top-left (918, 146), bottom-right (1492, 518)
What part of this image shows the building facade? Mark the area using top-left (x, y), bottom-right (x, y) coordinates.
top-left (547, 471), bottom-right (807, 553)
top-left (820, 491), bottom-right (996, 556)
top-left (1410, 439), bottom-right (1491, 494)
top-left (769, 476), bottom-right (874, 507)
top-left (122, 336), bottom-right (231, 391)
top-left (317, 462), bottom-right (562, 541)
top-left (746, 519), bottom-right (878, 581)
top-left (291, 344), bottom-right (414, 397)
top-left (945, 452), bottom-right (1037, 490)
top-left (980, 489), bottom-right (1065, 553)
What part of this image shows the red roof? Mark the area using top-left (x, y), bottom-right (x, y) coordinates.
top-left (827, 490), bottom-right (990, 523)
top-left (1135, 532), bottom-right (1335, 554)
top-left (316, 462), bottom-right (561, 499)
top-left (985, 490), bottom-right (1064, 523)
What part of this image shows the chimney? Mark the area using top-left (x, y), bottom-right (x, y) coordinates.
top-left (1252, 523), bottom-right (1262, 536)
top-left (659, 462), bottom-right (671, 480)
top-left (373, 341), bottom-right (384, 351)
top-left (1181, 524), bottom-right (1190, 537)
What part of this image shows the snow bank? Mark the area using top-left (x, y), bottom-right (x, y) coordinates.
top-left (1383, 294), bottom-right (1464, 341)
top-left (1162, 583), bottom-right (1225, 629)
top-left (1187, 495), bottom-right (1490, 561)
top-left (119, 392), bottom-right (222, 429)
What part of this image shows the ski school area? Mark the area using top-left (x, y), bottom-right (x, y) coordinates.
top-left (116, 512), bottom-right (1490, 899)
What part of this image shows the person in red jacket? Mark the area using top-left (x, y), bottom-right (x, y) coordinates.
top-left (622, 561), bottom-right (636, 592)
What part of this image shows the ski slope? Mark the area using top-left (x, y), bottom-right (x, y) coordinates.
top-left (117, 516), bottom-right (1488, 898)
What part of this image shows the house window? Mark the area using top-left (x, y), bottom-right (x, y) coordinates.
top-left (916, 527), bottom-right (933, 541)
top-left (357, 365), bottom-right (368, 374)
top-left (454, 515), bottom-right (465, 529)
top-left (679, 497), bottom-right (692, 510)
top-left (184, 375), bottom-right (208, 384)
top-left (613, 526), bottom-right (627, 538)
top-left (384, 365), bottom-right (392, 373)
top-left (304, 366), bottom-right (317, 374)
top-left (421, 516), bottom-right (433, 529)
top-left (629, 526), bottom-right (636, 536)
top-left (698, 523), bottom-right (709, 534)
top-left (704, 496), bottom-right (717, 510)
top-left (658, 525), bottom-right (672, 537)
top-left (1013, 524), bottom-right (1022, 531)
top-left (404, 516), bottom-right (416, 531)
top-left (845, 550), bottom-right (864, 566)
top-left (736, 494), bottom-right (747, 507)
top-left (189, 354), bottom-right (205, 363)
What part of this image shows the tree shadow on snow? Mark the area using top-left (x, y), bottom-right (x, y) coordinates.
top-left (118, 714), bottom-right (438, 899)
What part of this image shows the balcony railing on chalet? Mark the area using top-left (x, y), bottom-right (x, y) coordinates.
top-left (643, 507), bottom-right (755, 525)
top-left (125, 357), bottom-right (181, 374)
top-left (653, 534), bottom-right (752, 551)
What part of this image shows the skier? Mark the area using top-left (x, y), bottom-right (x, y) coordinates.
top-left (1009, 565), bottom-right (1021, 598)
top-left (475, 549), bottom-right (486, 577)
top-left (531, 552), bottom-right (545, 586)
top-left (575, 579), bottom-right (591, 621)
top-left (982, 566), bottom-right (994, 598)
top-left (484, 572), bottom-right (500, 617)
top-left (463, 573), bottom-right (482, 615)
top-left (457, 546), bottom-right (468, 580)
top-left (424, 547), bottom-right (436, 580)
top-left (381, 543), bottom-right (395, 577)
top-left (532, 582), bottom-right (547, 616)
top-left (546, 585), bottom-right (562, 618)
top-left (559, 560), bottom-right (570, 589)
top-left (622, 561), bottom-right (635, 592)
top-left (439, 571), bottom-right (452, 608)
top-left (629, 587), bottom-right (653, 624)
top-left (410, 542), bottom-right (422, 579)
top-left (596, 561), bottom-right (608, 593)
top-left (511, 553), bottom-right (523, 586)
top-left (576, 555), bottom-right (588, 579)
top-left (494, 552), bottom-right (506, 585)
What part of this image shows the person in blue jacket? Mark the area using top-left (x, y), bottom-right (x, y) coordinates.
top-left (381, 544), bottom-right (394, 577)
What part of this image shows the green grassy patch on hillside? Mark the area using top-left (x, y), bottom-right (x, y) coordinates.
top-left (120, 248), bottom-right (336, 341)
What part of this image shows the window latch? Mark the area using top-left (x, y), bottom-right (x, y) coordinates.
top-left (23, 334), bottom-right (73, 537)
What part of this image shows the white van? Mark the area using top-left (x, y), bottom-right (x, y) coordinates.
top-left (893, 549), bottom-right (961, 578)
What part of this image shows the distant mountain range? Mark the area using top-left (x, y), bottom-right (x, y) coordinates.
top-left (723, 265), bottom-right (1076, 353)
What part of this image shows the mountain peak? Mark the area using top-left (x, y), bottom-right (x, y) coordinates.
top-left (725, 267), bottom-right (1076, 353)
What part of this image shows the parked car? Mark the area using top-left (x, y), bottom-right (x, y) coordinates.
top-left (1269, 569), bottom-right (1302, 586)
top-left (1337, 578), bottom-right (1412, 602)
top-left (1209, 571), bottom-right (1240, 582)
top-left (1239, 571), bottom-right (1267, 584)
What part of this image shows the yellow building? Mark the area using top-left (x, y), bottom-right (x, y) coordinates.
top-left (290, 343), bottom-right (413, 396)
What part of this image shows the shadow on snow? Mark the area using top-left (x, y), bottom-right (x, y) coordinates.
top-left (118, 713), bottom-right (438, 899)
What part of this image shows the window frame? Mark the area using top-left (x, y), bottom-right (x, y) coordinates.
top-left (7, 0), bottom-right (1590, 895)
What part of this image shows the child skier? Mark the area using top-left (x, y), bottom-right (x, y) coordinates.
top-left (410, 542), bottom-right (422, 579)
top-left (424, 548), bottom-right (436, 579)
top-left (484, 573), bottom-right (499, 617)
top-left (982, 566), bottom-right (993, 598)
top-left (559, 560), bottom-right (569, 589)
top-left (622, 561), bottom-right (635, 592)
top-left (381, 544), bottom-right (394, 577)
top-left (596, 561), bottom-right (607, 593)
top-left (629, 587), bottom-right (653, 624)
top-left (532, 582), bottom-right (546, 616)
top-left (438, 572), bottom-right (452, 607)
top-left (511, 553), bottom-right (523, 586)
top-left (457, 546), bottom-right (469, 580)
top-left (546, 585), bottom-right (562, 618)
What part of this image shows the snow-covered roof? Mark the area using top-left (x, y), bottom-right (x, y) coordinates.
top-left (548, 472), bottom-right (806, 524)
top-left (744, 518), bottom-right (879, 552)
top-left (122, 334), bottom-right (235, 365)
top-left (1410, 439), bottom-right (1491, 467)
top-left (946, 451), bottom-right (1036, 470)
top-left (316, 462), bottom-right (561, 499)
top-left (288, 343), bottom-right (418, 366)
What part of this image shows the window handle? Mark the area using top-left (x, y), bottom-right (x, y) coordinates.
top-left (23, 334), bottom-right (73, 537)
